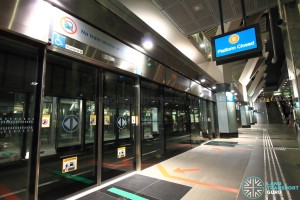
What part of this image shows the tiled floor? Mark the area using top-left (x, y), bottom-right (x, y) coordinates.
top-left (71, 124), bottom-right (300, 200)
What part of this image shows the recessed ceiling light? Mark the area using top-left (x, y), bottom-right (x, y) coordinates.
top-left (193, 3), bottom-right (204, 11)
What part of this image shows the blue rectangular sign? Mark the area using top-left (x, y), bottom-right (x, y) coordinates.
top-left (226, 92), bottom-right (235, 102)
top-left (214, 27), bottom-right (257, 58)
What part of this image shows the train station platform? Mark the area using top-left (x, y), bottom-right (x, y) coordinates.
top-left (66, 124), bottom-right (300, 200)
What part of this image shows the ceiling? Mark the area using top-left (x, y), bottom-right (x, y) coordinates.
top-left (115, 0), bottom-right (297, 101)
top-left (152, 0), bottom-right (293, 35)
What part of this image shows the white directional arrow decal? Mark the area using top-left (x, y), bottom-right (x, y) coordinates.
top-left (64, 118), bottom-right (71, 129)
top-left (117, 116), bottom-right (127, 129)
top-left (62, 115), bottom-right (79, 132)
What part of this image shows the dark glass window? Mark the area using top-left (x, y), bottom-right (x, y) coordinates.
top-left (102, 71), bottom-right (135, 181)
top-left (0, 35), bottom-right (38, 199)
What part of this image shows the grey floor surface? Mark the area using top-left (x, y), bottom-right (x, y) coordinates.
top-left (73, 124), bottom-right (300, 200)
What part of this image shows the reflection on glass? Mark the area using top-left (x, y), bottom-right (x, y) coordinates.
top-left (141, 80), bottom-right (164, 169)
top-left (85, 100), bottom-right (95, 143)
top-left (189, 96), bottom-right (203, 142)
top-left (104, 107), bottom-right (116, 141)
top-left (200, 99), bottom-right (208, 137)
top-left (40, 96), bottom-right (56, 155)
top-left (163, 88), bottom-right (191, 156)
top-left (0, 93), bottom-right (32, 160)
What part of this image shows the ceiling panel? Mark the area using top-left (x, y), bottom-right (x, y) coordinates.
top-left (153, 0), bottom-right (180, 9)
top-left (153, 0), bottom-right (294, 35)
top-left (181, 21), bottom-right (200, 35)
top-left (185, 0), bottom-right (212, 18)
top-left (197, 16), bottom-right (217, 31)
top-left (164, 2), bottom-right (195, 28)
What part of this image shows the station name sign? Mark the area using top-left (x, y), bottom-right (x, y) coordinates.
top-left (211, 24), bottom-right (262, 65)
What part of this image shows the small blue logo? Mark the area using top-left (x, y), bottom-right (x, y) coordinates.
top-left (242, 176), bottom-right (264, 199)
top-left (52, 32), bottom-right (66, 48)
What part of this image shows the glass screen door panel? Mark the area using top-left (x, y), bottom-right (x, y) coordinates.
top-left (140, 80), bottom-right (164, 169)
top-left (163, 88), bottom-right (191, 155)
top-left (38, 53), bottom-right (97, 200)
top-left (102, 72), bottom-right (135, 182)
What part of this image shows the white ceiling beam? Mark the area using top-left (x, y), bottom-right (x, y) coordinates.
top-left (252, 79), bottom-right (266, 102)
top-left (247, 64), bottom-right (267, 97)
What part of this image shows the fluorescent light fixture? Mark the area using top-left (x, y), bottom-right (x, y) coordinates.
top-left (200, 43), bottom-right (205, 48)
top-left (231, 89), bottom-right (234, 93)
top-left (212, 86), bottom-right (216, 89)
top-left (200, 79), bottom-right (205, 83)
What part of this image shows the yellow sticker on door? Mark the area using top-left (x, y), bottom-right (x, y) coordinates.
top-left (104, 115), bottom-right (110, 125)
top-left (90, 115), bottom-right (96, 126)
top-left (62, 157), bottom-right (77, 173)
top-left (117, 147), bottom-right (126, 158)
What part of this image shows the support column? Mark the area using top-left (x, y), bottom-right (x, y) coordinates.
top-left (216, 83), bottom-right (238, 138)
top-left (240, 103), bottom-right (251, 128)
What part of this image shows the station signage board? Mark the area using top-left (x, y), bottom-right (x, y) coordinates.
top-left (50, 7), bottom-right (146, 71)
top-left (211, 24), bottom-right (262, 65)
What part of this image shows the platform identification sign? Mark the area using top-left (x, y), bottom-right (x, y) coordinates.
top-left (62, 157), bottom-right (77, 173)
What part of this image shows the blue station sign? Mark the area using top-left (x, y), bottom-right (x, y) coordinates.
top-left (211, 24), bottom-right (262, 65)
top-left (215, 27), bottom-right (257, 58)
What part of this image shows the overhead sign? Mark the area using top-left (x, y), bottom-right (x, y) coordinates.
top-left (51, 8), bottom-right (146, 68)
top-left (62, 115), bottom-right (79, 132)
top-left (211, 24), bottom-right (262, 65)
top-left (214, 28), bottom-right (257, 58)
top-left (62, 157), bottom-right (77, 173)
top-left (117, 116), bottom-right (127, 129)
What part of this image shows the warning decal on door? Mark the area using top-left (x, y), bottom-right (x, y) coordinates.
top-left (42, 114), bottom-right (50, 128)
top-left (62, 157), bottom-right (77, 173)
top-left (104, 115), bottom-right (110, 125)
top-left (117, 147), bottom-right (126, 158)
top-left (90, 115), bottom-right (96, 126)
